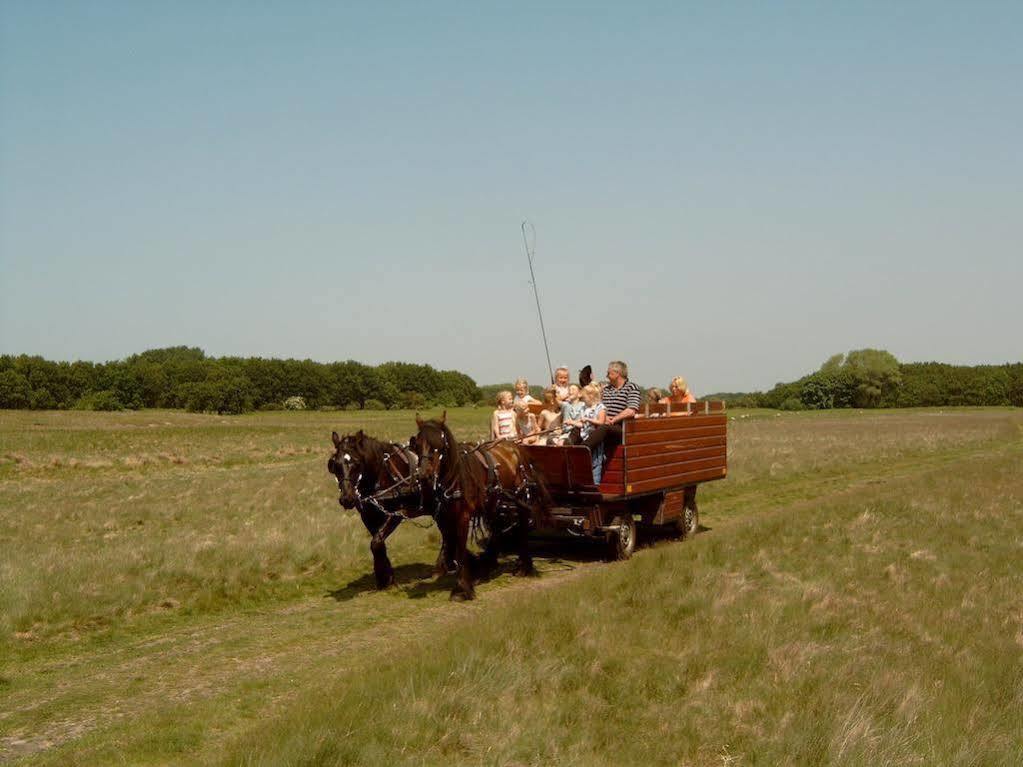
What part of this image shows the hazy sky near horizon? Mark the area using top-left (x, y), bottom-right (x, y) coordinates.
top-left (1, 2), bottom-right (1020, 392)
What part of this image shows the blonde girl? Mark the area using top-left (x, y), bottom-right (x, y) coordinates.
top-left (490, 390), bottom-right (516, 440)
top-left (579, 383), bottom-right (607, 482)
top-left (514, 401), bottom-right (539, 445)
top-left (556, 383), bottom-right (584, 445)
top-left (553, 367), bottom-right (571, 402)
top-left (513, 378), bottom-right (538, 406)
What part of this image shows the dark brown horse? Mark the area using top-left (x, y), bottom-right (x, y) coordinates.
top-left (409, 412), bottom-right (551, 601)
top-left (328, 430), bottom-right (431, 588)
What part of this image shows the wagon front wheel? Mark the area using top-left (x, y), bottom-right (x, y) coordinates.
top-left (606, 514), bottom-right (637, 560)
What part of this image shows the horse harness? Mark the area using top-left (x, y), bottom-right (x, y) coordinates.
top-left (336, 443), bottom-right (423, 523)
top-left (428, 440), bottom-right (539, 527)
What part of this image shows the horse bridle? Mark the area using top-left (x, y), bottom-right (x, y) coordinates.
top-left (332, 449), bottom-right (363, 505)
top-left (414, 427), bottom-right (469, 512)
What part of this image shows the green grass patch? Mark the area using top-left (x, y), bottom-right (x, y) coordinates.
top-left (2, 407), bottom-right (1022, 765)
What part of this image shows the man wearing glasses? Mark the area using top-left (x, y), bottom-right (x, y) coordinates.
top-left (582, 360), bottom-right (642, 450)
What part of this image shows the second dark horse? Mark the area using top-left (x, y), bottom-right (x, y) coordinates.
top-left (409, 412), bottom-right (551, 601)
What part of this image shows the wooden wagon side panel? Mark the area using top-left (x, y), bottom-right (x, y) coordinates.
top-left (621, 413), bottom-right (727, 495)
top-left (599, 444), bottom-right (625, 495)
top-left (522, 445), bottom-right (602, 500)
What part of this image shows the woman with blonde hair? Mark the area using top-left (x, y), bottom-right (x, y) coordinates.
top-left (660, 376), bottom-right (696, 405)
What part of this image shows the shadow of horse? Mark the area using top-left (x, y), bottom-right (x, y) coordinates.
top-left (326, 563), bottom-right (439, 602)
top-left (325, 542), bottom-right (608, 603)
top-left (325, 527), bottom-right (712, 603)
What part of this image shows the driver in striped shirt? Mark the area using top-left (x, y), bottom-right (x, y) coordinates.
top-left (581, 360), bottom-right (642, 451)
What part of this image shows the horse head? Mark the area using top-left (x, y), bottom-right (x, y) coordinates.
top-left (409, 411), bottom-right (449, 498)
top-left (328, 429), bottom-right (367, 509)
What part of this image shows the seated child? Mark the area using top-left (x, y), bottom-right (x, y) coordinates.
top-left (513, 377), bottom-right (538, 406)
top-left (553, 367), bottom-right (571, 402)
top-left (555, 384), bottom-right (585, 445)
top-left (514, 401), bottom-right (539, 444)
top-left (490, 390), bottom-right (516, 440)
top-left (579, 383), bottom-right (607, 482)
top-left (537, 387), bottom-right (562, 440)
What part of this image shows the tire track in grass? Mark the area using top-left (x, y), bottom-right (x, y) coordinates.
top-left (3, 439), bottom-right (1019, 764)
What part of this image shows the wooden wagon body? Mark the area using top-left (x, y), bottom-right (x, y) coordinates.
top-left (522, 401), bottom-right (727, 557)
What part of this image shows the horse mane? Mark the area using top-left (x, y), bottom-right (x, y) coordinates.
top-left (354, 432), bottom-right (386, 461)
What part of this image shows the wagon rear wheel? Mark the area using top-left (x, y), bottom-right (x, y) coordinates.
top-left (675, 503), bottom-right (699, 540)
top-left (606, 514), bottom-right (637, 560)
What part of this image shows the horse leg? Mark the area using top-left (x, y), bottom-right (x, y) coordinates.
top-left (369, 515), bottom-right (401, 588)
top-left (472, 494), bottom-right (501, 576)
top-left (512, 500), bottom-right (537, 577)
top-left (434, 513), bottom-right (457, 577)
top-left (478, 526), bottom-right (500, 574)
top-left (359, 508), bottom-right (387, 587)
top-left (450, 506), bottom-right (475, 601)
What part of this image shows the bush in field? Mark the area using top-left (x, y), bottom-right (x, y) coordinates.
top-left (799, 369), bottom-right (857, 409)
top-left (779, 396), bottom-right (805, 411)
top-left (0, 370), bottom-right (31, 408)
top-left (402, 391), bottom-right (427, 410)
top-left (29, 388), bottom-right (57, 410)
top-left (1009, 374), bottom-right (1023, 407)
top-left (75, 390), bottom-right (125, 411)
top-left (179, 378), bottom-right (253, 415)
top-left (283, 396), bottom-right (307, 411)
top-left (363, 399), bottom-right (387, 410)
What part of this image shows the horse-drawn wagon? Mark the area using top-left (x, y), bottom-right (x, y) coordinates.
top-left (328, 400), bottom-right (727, 599)
top-left (523, 400), bottom-right (727, 559)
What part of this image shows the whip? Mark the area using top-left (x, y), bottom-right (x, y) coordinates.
top-left (520, 220), bottom-right (555, 385)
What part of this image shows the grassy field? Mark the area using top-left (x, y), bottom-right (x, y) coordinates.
top-left (2, 407), bottom-right (1022, 765)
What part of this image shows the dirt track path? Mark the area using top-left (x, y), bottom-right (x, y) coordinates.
top-left (2, 439), bottom-right (1016, 765)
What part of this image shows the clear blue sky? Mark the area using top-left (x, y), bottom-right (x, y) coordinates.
top-left (1, 2), bottom-right (1020, 392)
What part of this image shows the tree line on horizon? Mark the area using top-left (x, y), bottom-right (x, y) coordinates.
top-left (2, 346), bottom-right (1020, 415)
top-left (0, 347), bottom-right (481, 414)
top-left (707, 349), bottom-right (1023, 410)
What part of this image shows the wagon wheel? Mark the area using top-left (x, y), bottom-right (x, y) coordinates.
top-left (606, 514), bottom-right (637, 561)
top-left (675, 486), bottom-right (700, 540)
top-left (675, 503), bottom-right (699, 540)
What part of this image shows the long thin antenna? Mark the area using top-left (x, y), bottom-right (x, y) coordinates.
top-left (521, 220), bottom-right (554, 384)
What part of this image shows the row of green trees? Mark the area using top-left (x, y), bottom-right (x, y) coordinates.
top-left (714, 349), bottom-right (1023, 410)
top-left (0, 347), bottom-right (482, 414)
